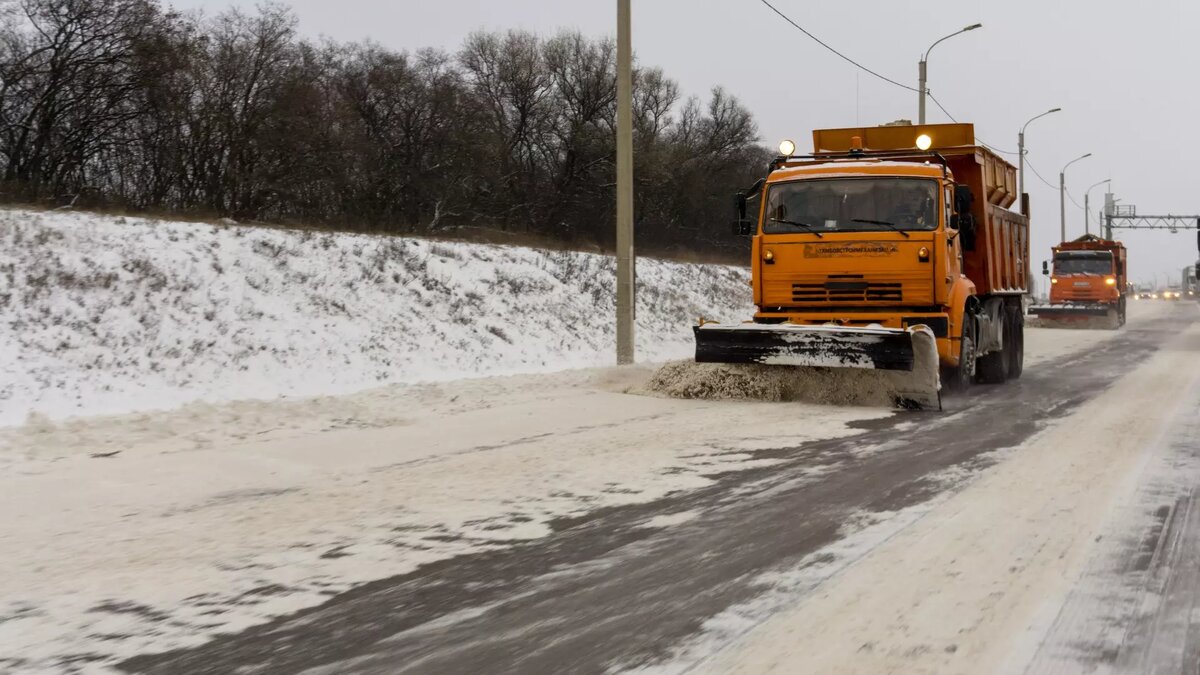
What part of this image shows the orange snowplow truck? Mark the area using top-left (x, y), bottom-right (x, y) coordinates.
top-left (694, 123), bottom-right (1029, 408)
top-left (1031, 235), bottom-right (1127, 328)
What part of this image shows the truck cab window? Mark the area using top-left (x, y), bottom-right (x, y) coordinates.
top-left (763, 178), bottom-right (938, 234)
top-left (1053, 252), bottom-right (1113, 275)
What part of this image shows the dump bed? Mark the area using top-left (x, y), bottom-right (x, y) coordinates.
top-left (813, 123), bottom-right (1030, 296)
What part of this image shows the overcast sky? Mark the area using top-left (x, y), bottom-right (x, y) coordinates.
top-left (171, 0), bottom-right (1200, 287)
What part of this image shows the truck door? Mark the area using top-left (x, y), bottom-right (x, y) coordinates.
top-left (945, 186), bottom-right (962, 287)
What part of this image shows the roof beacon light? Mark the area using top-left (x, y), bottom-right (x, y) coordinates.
top-left (915, 134), bottom-right (933, 151)
top-left (778, 139), bottom-right (796, 157)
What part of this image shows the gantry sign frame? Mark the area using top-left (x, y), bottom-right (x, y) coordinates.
top-left (1104, 214), bottom-right (1200, 240)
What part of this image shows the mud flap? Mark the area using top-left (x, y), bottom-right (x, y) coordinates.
top-left (693, 323), bottom-right (941, 410)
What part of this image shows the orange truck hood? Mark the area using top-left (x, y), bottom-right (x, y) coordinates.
top-left (758, 235), bottom-right (937, 307)
top-left (1049, 274), bottom-right (1118, 303)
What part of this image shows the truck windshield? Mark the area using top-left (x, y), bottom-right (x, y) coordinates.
top-left (762, 178), bottom-right (938, 234)
top-left (1054, 252), bottom-right (1112, 275)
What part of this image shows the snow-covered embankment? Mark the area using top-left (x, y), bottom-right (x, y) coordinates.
top-left (0, 209), bottom-right (752, 425)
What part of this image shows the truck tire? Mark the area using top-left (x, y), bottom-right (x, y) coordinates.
top-left (1006, 308), bottom-right (1024, 380)
top-left (976, 314), bottom-right (1009, 384)
top-left (943, 311), bottom-right (976, 391)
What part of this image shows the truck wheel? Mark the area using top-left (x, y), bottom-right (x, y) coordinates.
top-left (977, 315), bottom-right (1009, 385)
top-left (943, 312), bottom-right (976, 391)
top-left (1006, 309), bottom-right (1024, 380)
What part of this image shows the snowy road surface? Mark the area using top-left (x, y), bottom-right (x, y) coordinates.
top-left (3, 301), bottom-right (1200, 673)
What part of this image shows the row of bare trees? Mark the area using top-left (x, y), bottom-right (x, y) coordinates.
top-left (0, 0), bottom-right (768, 258)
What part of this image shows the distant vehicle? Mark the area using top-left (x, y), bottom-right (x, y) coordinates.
top-left (1029, 235), bottom-right (1126, 329)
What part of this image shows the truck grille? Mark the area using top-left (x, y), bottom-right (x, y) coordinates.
top-left (792, 280), bottom-right (903, 303)
top-left (763, 271), bottom-right (933, 306)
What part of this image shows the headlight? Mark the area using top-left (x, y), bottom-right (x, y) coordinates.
top-left (1105, 277), bottom-right (1117, 286)
top-left (1051, 278), bottom-right (1059, 284)
top-left (915, 134), bottom-right (933, 151)
top-left (778, 139), bottom-right (796, 156)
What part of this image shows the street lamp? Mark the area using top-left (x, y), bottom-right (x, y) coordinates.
top-left (1059, 153), bottom-right (1092, 243)
top-left (918, 23), bottom-right (982, 124)
top-left (1017, 107), bottom-right (1062, 215)
top-left (1084, 178), bottom-right (1111, 236)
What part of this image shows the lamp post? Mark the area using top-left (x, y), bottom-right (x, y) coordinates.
top-left (1084, 178), bottom-right (1111, 236)
top-left (1017, 107), bottom-right (1062, 215)
top-left (918, 23), bottom-right (982, 124)
top-left (1059, 153), bottom-right (1092, 243)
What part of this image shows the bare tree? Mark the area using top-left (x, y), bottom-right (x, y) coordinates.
top-left (0, 4), bottom-right (766, 261)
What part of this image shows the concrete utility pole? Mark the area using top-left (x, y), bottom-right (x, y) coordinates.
top-left (1017, 108), bottom-right (1061, 216)
top-left (615, 0), bottom-right (635, 365)
top-left (918, 23), bottom-right (981, 124)
top-left (1084, 178), bottom-right (1110, 236)
top-left (1059, 153), bottom-right (1092, 243)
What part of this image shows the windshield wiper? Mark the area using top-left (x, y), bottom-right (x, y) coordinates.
top-left (769, 218), bottom-right (823, 238)
top-left (851, 218), bottom-right (911, 238)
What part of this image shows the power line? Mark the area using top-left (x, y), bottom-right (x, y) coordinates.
top-left (758, 2), bottom-right (1025, 164)
top-left (928, 92), bottom-right (1020, 156)
top-left (757, 0), bottom-right (920, 94)
top-left (926, 92), bottom-right (958, 122)
top-left (1025, 154), bottom-right (1084, 209)
top-left (1064, 188), bottom-right (1083, 210)
top-left (977, 139), bottom-right (1019, 156)
top-left (1022, 155), bottom-right (1059, 190)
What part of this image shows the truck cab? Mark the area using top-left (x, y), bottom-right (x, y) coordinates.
top-left (1033, 235), bottom-right (1127, 327)
top-left (749, 160), bottom-right (971, 368)
top-left (1048, 250), bottom-right (1119, 305)
top-left (730, 123), bottom-right (1029, 386)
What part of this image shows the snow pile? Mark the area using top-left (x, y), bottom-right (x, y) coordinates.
top-left (0, 208), bottom-right (752, 425)
top-left (645, 362), bottom-right (904, 408)
top-left (644, 328), bottom-right (941, 410)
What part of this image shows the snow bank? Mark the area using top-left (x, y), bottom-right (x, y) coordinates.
top-left (0, 208), bottom-right (752, 425)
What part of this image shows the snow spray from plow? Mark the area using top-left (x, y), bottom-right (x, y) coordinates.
top-left (653, 323), bottom-right (942, 410)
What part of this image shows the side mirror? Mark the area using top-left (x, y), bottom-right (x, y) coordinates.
top-left (1042, 260), bottom-right (1049, 276)
top-left (732, 179), bottom-right (765, 237)
top-left (949, 214), bottom-right (961, 230)
top-left (954, 184), bottom-right (974, 214)
top-left (952, 184), bottom-right (978, 250)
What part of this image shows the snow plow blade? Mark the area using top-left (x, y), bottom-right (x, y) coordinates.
top-left (693, 323), bottom-right (941, 410)
top-left (1029, 303), bottom-right (1111, 318)
top-left (1029, 304), bottom-right (1121, 329)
